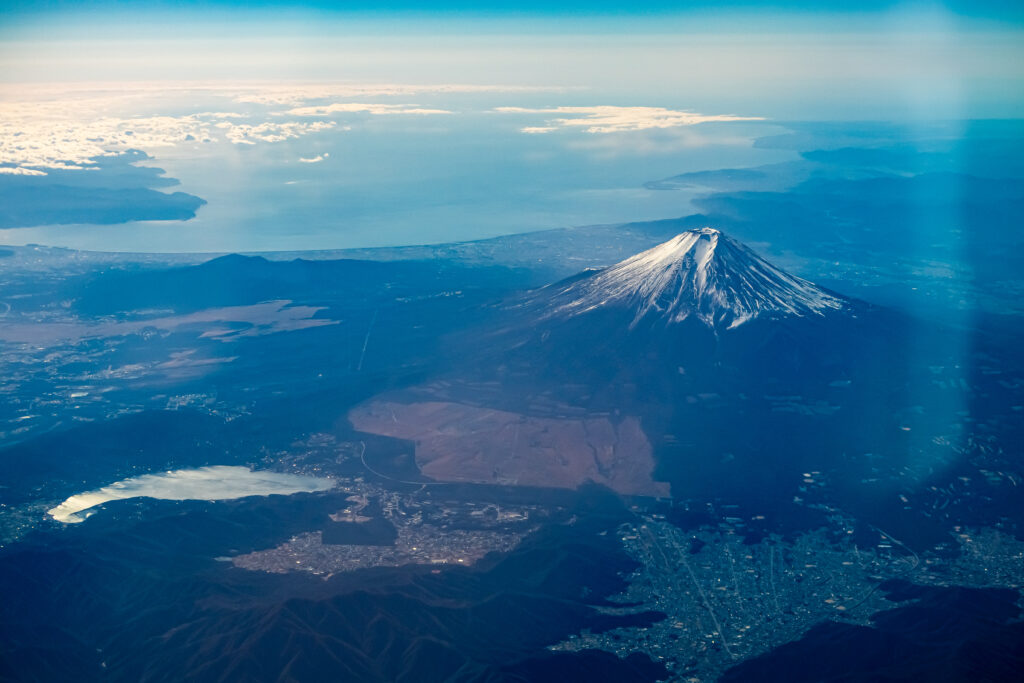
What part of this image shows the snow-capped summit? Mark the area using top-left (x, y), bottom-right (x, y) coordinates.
top-left (541, 228), bottom-right (845, 329)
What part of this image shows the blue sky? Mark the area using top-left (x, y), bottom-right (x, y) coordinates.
top-left (3, 0), bottom-right (1022, 95)
top-left (3, 0), bottom-right (1024, 33)
top-left (1, 0), bottom-right (1022, 17)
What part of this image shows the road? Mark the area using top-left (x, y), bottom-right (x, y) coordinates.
top-left (358, 440), bottom-right (443, 487)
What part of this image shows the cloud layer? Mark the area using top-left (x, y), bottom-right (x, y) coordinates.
top-left (218, 120), bottom-right (337, 145)
top-left (0, 104), bottom-right (339, 172)
top-left (0, 83), bottom-right (500, 173)
top-left (231, 83), bottom-right (565, 107)
top-left (284, 102), bottom-right (453, 116)
top-left (497, 105), bottom-right (763, 133)
top-left (0, 85), bottom-right (764, 181)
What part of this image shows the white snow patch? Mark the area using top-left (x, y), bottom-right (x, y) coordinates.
top-left (545, 228), bottom-right (845, 329)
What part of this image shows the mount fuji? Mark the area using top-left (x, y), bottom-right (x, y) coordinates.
top-left (463, 227), bottom-right (883, 399)
top-left (536, 228), bottom-right (846, 331)
top-left (352, 228), bottom-right (921, 499)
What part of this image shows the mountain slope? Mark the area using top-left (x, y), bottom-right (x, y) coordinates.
top-left (475, 227), bottom-right (866, 394)
top-left (536, 228), bottom-right (845, 330)
top-left (355, 228), bottom-right (910, 499)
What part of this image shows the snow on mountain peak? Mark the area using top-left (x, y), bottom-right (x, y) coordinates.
top-left (542, 228), bottom-right (845, 329)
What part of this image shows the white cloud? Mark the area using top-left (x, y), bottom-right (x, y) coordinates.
top-left (564, 127), bottom-right (760, 159)
top-left (217, 120), bottom-right (336, 145)
top-left (0, 166), bottom-right (47, 176)
top-left (234, 86), bottom-right (419, 107)
top-left (298, 153), bottom-right (329, 163)
top-left (0, 82), bottom-right (559, 172)
top-left (0, 108), bottom-right (216, 170)
top-left (285, 102), bottom-right (452, 117)
top-left (198, 111), bottom-right (247, 119)
top-left (496, 106), bottom-right (763, 133)
top-left (231, 83), bottom-right (566, 107)
top-left (0, 99), bottom-right (338, 169)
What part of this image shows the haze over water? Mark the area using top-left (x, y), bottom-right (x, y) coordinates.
top-left (2, 3), bottom-right (1021, 252)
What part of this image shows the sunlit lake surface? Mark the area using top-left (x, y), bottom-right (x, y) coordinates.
top-left (47, 466), bottom-right (336, 523)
